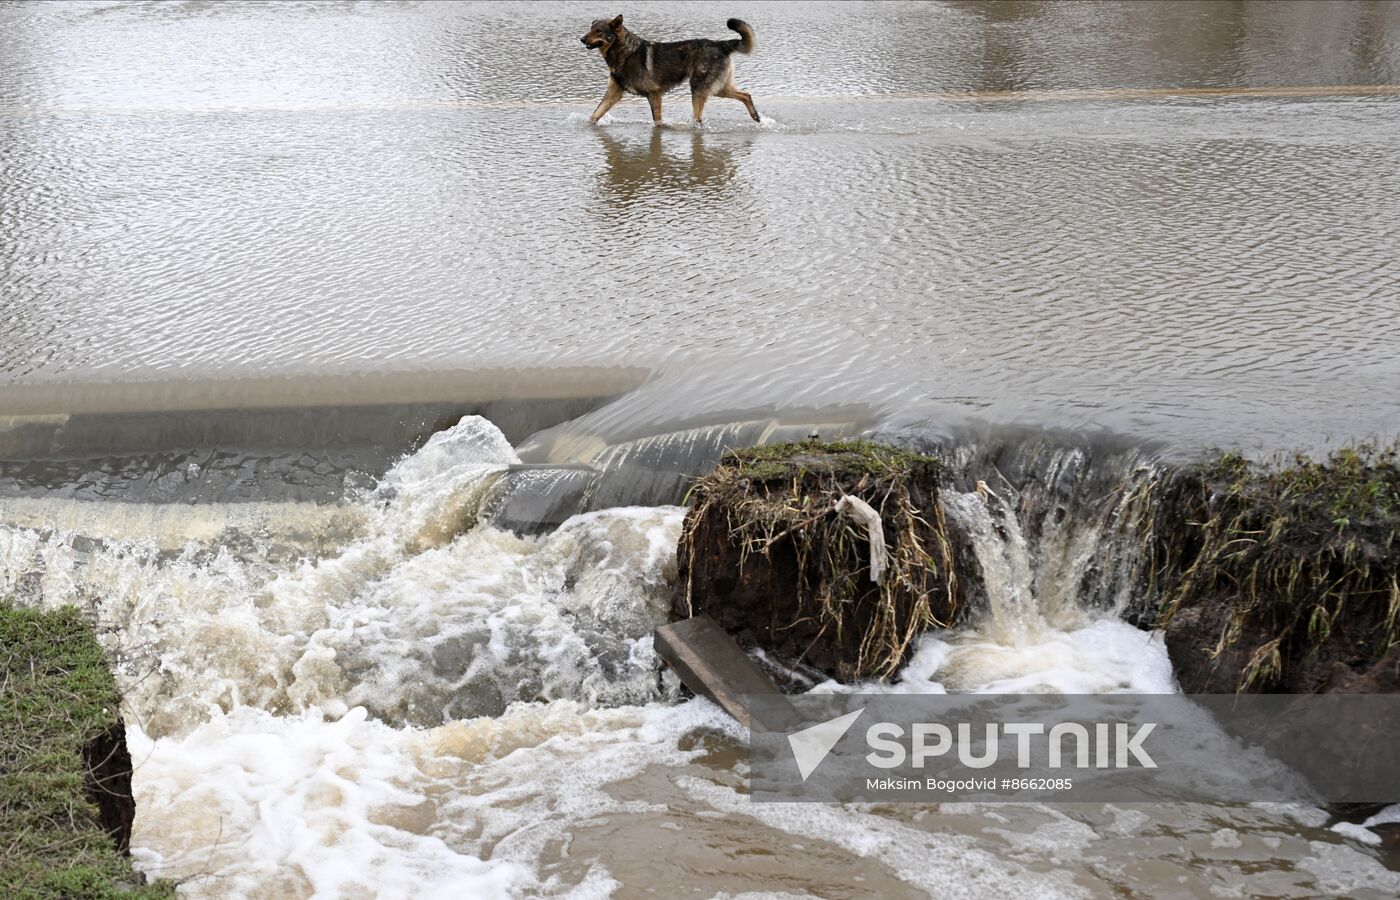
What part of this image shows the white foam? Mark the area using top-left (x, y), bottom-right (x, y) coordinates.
top-left (814, 618), bottom-right (1174, 697)
top-left (312, 503), bottom-right (687, 724)
top-left (1330, 803), bottom-right (1400, 845)
top-left (938, 619), bottom-right (1177, 694)
top-left (1297, 840), bottom-right (1400, 894)
top-left (5, 413), bottom-right (1393, 896)
top-left (914, 487), bottom-right (1178, 695)
top-left (1330, 822), bottom-right (1382, 846)
top-left (1363, 803), bottom-right (1400, 827)
top-left (129, 699), bottom-right (738, 896)
top-left (127, 707), bottom-right (526, 898)
top-left (0, 416), bottom-right (682, 734)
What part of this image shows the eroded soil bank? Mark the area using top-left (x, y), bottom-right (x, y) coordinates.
top-left (673, 440), bottom-right (1400, 697)
top-left (673, 441), bottom-right (963, 683)
top-left (1148, 445), bottom-right (1399, 695)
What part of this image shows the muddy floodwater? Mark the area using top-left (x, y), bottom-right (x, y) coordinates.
top-left (4, 0), bottom-right (1400, 450)
top-left (3, 1), bottom-right (1400, 898)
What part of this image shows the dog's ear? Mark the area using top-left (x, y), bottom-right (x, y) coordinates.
top-left (609, 14), bottom-right (623, 29)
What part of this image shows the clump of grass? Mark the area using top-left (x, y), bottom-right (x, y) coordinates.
top-left (1152, 442), bottom-right (1400, 690)
top-left (0, 604), bottom-right (172, 898)
top-left (712, 439), bottom-right (938, 484)
top-left (679, 439), bottom-right (958, 680)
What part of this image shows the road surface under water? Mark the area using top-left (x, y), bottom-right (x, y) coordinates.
top-left (3, 0), bottom-right (1400, 451)
top-left (3, 2), bottom-right (1400, 897)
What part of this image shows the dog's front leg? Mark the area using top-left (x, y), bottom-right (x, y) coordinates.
top-left (647, 91), bottom-right (662, 125)
top-left (589, 80), bottom-right (624, 124)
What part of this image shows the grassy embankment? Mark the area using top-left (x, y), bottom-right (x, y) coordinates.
top-left (1151, 442), bottom-right (1400, 690)
top-left (0, 604), bottom-right (171, 898)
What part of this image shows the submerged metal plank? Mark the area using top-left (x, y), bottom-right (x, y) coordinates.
top-left (655, 615), bottom-right (789, 729)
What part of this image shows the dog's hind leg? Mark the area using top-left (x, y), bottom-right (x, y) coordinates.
top-left (690, 90), bottom-right (709, 125)
top-left (717, 74), bottom-right (760, 122)
top-left (647, 91), bottom-right (662, 125)
top-left (589, 80), bottom-right (624, 124)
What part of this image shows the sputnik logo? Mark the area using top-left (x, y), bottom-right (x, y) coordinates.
top-left (787, 708), bottom-right (865, 781)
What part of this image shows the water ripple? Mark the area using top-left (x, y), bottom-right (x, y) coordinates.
top-left (2, 2), bottom-right (1400, 450)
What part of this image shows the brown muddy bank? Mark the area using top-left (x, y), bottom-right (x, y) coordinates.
top-left (1148, 445), bottom-right (1400, 695)
top-left (672, 439), bottom-right (1400, 697)
top-left (672, 440), bottom-right (963, 683)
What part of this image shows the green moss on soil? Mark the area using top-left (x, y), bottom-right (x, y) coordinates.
top-left (713, 439), bottom-right (938, 485)
top-left (1153, 442), bottom-right (1400, 690)
top-left (0, 605), bottom-right (172, 899)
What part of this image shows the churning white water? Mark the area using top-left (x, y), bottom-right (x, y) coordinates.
top-left (2, 416), bottom-right (1397, 897)
top-left (1, 418), bottom-right (697, 894)
top-left (918, 487), bottom-right (1173, 696)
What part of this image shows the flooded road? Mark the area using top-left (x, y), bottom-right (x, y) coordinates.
top-left (3, 0), bottom-right (1400, 450)
top-left (4, 2), bottom-right (1400, 898)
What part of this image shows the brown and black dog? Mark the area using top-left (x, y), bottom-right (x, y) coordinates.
top-left (581, 15), bottom-right (760, 126)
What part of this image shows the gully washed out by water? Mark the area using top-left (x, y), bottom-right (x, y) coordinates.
top-left (3, 1), bottom-right (1400, 896)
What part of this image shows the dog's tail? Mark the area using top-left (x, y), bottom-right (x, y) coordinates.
top-left (725, 18), bottom-right (755, 55)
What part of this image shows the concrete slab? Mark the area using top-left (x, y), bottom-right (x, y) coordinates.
top-left (655, 615), bottom-right (792, 729)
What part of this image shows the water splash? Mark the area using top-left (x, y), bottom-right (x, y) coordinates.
top-left (941, 486), bottom-right (1043, 645)
top-left (8, 415), bottom-right (1399, 892)
top-left (0, 416), bottom-right (681, 735)
top-left (926, 447), bottom-right (1173, 695)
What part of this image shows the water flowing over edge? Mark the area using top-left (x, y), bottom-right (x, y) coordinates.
top-left (2, 415), bottom-right (1398, 896)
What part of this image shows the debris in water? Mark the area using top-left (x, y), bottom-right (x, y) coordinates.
top-left (653, 614), bottom-right (784, 727)
top-left (834, 494), bottom-right (888, 583)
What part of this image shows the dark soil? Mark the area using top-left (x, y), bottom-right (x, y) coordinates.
top-left (672, 440), bottom-right (965, 681)
top-left (672, 437), bottom-right (1400, 698)
top-left (1150, 445), bottom-right (1400, 694)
